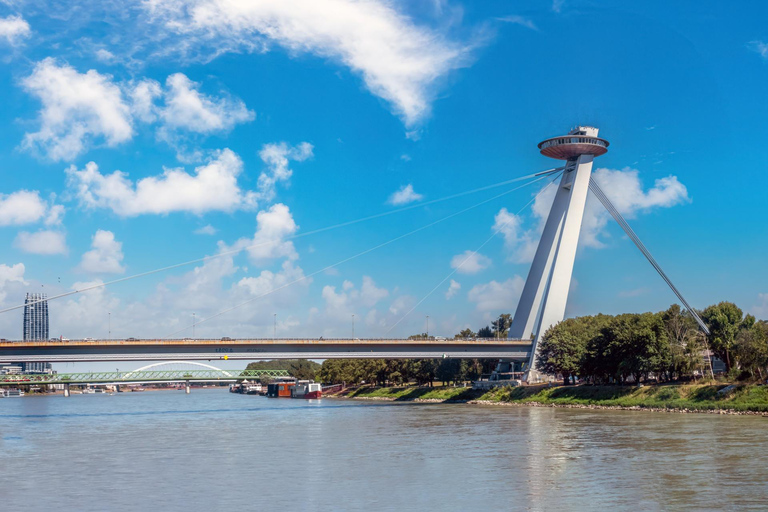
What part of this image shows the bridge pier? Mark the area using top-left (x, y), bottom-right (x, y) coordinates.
top-left (185, 380), bottom-right (190, 394)
top-left (63, 383), bottom-right (70, 397)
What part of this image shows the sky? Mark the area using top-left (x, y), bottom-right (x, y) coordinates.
top-left (1, 0), bottom-right (768, 356)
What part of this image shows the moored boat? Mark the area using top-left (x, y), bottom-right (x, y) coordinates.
top-left (291, 380), bottom-right (322, 399)
top-left (266, 378), bottom-right (296, 397)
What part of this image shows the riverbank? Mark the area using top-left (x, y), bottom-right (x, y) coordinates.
top-left (330, 383), bottom-right (768, 415)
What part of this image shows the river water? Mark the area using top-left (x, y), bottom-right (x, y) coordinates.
top-left (1, 389), bottom-right (766, 511)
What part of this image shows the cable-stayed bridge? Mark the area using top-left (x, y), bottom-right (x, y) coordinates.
top-left (0, 126), bottom-right (711, 380)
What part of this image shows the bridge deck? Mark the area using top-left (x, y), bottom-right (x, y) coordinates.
top-left (0, 338), bottom-right (532, 363)
top-left (0, 369), bottom-right (291, 386)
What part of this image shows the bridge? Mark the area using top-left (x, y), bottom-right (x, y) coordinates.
top-left (0, 338), bottom-right (532, 363)
top-left (0, 361), bottom-right (293, 396)
top-left (0, 126), bottom-right (709, 381)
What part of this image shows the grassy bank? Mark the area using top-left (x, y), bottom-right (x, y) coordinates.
top-left (333, 383), bottom-right (768, 413)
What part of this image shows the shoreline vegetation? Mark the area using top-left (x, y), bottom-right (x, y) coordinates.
top-left (326, 383), bottom-right (768, 415)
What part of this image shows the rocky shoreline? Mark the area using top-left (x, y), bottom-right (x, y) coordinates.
top-left (330, 393), bottom-right (768, 416)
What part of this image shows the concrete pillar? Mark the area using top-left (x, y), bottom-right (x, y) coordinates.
top-left (64, 383), bottom-right (70, 397)
top-left (185, 380), bottom-right (191, 394)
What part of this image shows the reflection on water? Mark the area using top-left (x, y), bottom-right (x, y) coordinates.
top-left (1, 390), bottom-right (767, 511)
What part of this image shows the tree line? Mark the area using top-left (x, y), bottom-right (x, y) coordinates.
top-left (537, 302), bottom-right (768, 384)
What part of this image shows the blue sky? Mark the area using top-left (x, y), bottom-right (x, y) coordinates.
top-left (1, 0), bottom-right (767, 346)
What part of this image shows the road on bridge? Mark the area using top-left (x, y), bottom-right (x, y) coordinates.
top-left (0, 338), bottom-right (533, 363)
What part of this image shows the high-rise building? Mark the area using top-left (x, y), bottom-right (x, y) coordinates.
top-left (22, 293), bottom-right (50, 373)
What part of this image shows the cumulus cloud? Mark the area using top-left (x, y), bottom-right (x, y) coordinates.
top-left (445, 279), bottom-right (460, 299)
top-left (320, 276), bottom-right (389, 321)
top-left (143, 0), bottom-right (474, 126)
top-left (450, 250), bottom-right (491, 274)
top-left (78, 230), bottom-right (125, 274)
top-left (21, 58), bottom-right (134, 161)
top-left (0, 263), bottom-right (27, 303)
top-left (194, 224), bottom-right (217, 235)
top-left (237, 260), bottom-right (311, 308)
top-left (0, 190), bottom-right (58, 226)
top-left (467, 276), bottom-right (525, 312)
top-left (0, 15), bottom-right (30, 45)
top-left (388, 184), bottom-right (423, 205)
top-left (14, 230), bottom-right (67, 255)
top-left (158, 73), bottom-right (254, 133)
top-left (229, 203), bottom-right (299, 264)
top-left (497, 167), bottom-right (690, 263)
top-left (66, 148), bottom-right (257, 216)
top-left (257, 142), bottom-right (313, 203)
top-left (21, 59), bottom-right (254, 161)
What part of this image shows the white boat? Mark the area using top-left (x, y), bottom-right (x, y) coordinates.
top-left (5, 389), bottom-right (24, 397)
top-left (82, 388), bottom-right (96, 394)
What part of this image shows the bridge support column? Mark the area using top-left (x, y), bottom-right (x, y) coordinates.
top-left (63, 383), bottom-right (70, 397)
top-left (510, 129), bottom-right (605, 383)
top-left (185, 380), bottom-right (191, 394)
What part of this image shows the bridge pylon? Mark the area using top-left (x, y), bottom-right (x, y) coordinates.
top-left (508, 127), bottom-right (609, 381)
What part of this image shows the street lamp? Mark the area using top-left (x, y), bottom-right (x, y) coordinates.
top-left (352, 314), bottom-right (355, 339)
top-left (426, 315), bottom-right (429, 339)
top-left (193, 313), bottom-right (196, 338)
top-left (108, 312), bottom-right (111, 339)
top-left (274, 313), bottom-right (277, 339)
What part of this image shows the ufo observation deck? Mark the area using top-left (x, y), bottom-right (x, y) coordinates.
top-left (538, 134), bottom-right (609, 160)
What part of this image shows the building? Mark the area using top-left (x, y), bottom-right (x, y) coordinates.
top-left (21, 293), bottom-right (50, 373)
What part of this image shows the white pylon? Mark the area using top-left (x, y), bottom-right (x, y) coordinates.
top-left (508, 127), bottom-right (609, 378)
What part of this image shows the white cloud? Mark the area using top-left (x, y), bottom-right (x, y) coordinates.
top-left (159, 73), bottom-right (254, 134)
top-left (66, 148), bottom-right (257, 216)
top-left (360, 276), bottom-right (389, 307)
top-left (497, 15), bottom-right (537, 30)
top-left (497, 167), bottom-right (690, 263)
top-left (450, 250), bottom-right (491, 274)
top-left (230, 203), bottom-right (299, 264)
top-left (194, 224), bottom-right (217, 235)
top-left (749, 40), bottom-right (768, 59)
top-left (21, 58), bottom-right (134, 161)
top-left (0, 190), bottom-right (47, 226)
top-left (257, 142), bottom-right (313, 204)
top-left (751, 293), bottom-right (768, 320)
top-left (318, 276), bottom-right (389, 327)
top-left (493, 207), bottom-right (535, 264)
top-left (445, 279), bottom-right (460, 299)
top-left (388, 184), bottom-right (423, 205)
top-left (237, 260), bottom-right (311, 308)
top-left (78, 230), bottom-right (125, 274)
top-left (14, 230), bottom-right (67, 255)
top-left (468, 276), bottom-right (525, 312)
top-left (0, 263), bottom-right (27, 303)
top-left (21, 59), bottom-right (253, 161)
top-left (0, 15), bottom-right (30, 45)
top-left (143, 0), bottom-right (474, 126)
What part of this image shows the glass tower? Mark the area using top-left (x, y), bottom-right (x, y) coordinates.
top-left (22, 293), bottom-right (50, 373)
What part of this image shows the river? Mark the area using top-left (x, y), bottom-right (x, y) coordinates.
top-left (1, 389), bottom-right (766, 511)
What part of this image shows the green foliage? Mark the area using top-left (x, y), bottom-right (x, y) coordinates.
top-left (491, 314), bottom-right (512, 338)
top-left (701, 301), bottom-right (744, 371)
top-left (454, 328), bottom-right (476, 339)
top-left (477, 326), bottom-right (493, 338)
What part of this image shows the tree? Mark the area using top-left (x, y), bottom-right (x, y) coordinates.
top-left (454, 328), bottom-right (476, 339)
top-left (536, 321), bottom-right (585, 385)
top-left (491, 314), bottom-right (512, 339)
top-left (734, 321), bottom-right (768, 380)
top-left (662, 304), bottom-right (705, 379)
top-left (701, 302), bottom-right (743, 371)
top-left (477, 326), bottom-right (493, 338)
